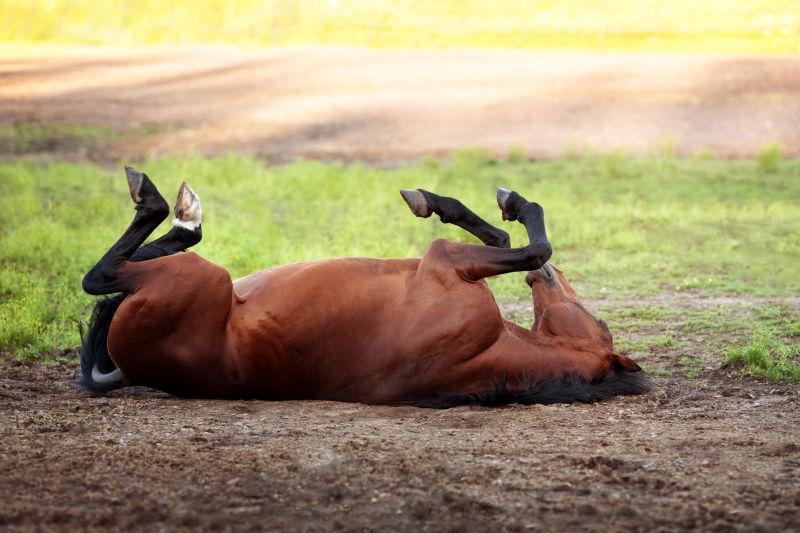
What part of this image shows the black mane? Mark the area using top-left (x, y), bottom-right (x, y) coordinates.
top-left (424, 369), bottom-right (651, 408)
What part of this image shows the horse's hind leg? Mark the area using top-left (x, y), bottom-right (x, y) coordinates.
top-left (400, 189), bottom-right (510, 248)
top-left (78, 171), bottom-right (205, 393)
top-left (423, 188), bottom-right (552, 282)
top-left (82, 166), bottom-right (171, 295)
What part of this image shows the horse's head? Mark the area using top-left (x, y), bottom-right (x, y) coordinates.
top-left (526, 263), bottom-right (640, 371)
top-left (526, 263), bottom-right (613, 345)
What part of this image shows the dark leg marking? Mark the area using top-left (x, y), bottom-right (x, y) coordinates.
top-left (400, 189), bottom-right (510, 248)
top-left (441, 188), bottom-right (553, 282)
top-left (82, 166), bottom-right (170, 295)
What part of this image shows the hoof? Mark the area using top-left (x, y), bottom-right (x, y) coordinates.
top-left (400, 189), bottom-right (432, 218)
top-left (173, 182), bottom-right (202, 230)
top-left (124, 165), bottom-right (168, 218)
top-left (496, 187), bottom-right (529, 221)
top-left (496, 187), bottom-right (515, 221)
top-left (125, 165), bottom-right (146, 203)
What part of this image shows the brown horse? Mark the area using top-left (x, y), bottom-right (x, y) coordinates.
top-left (77, 167), bottom-right (648, 406)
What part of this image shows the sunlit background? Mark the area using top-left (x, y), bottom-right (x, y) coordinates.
top-left (3, 0), bottom-right (799, 52)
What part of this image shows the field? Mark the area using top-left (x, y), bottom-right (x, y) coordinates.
top-left (1, 41), bottom-right (799, 530)
top-left (3, 0), bottom-right (799, 53)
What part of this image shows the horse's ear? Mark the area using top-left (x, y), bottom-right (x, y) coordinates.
top-left (613, 353), bottom-right (641, 372)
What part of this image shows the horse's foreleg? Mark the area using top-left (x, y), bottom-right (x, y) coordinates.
top-left (400, 189), bottom-right (510, 248)
top-left (437, 188), bottom-right (552, 281)
top-left (82, 166), bottom-right (170, 295)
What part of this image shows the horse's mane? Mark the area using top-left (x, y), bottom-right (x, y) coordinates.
top-left (423, 369), bottom-right (651, 408)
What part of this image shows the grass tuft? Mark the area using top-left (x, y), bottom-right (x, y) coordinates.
top-left (757, 143), bottom-right (783, 173)
top-left (642, 366), bottom-right (671, 378)
top-left (723, 327), bottom-right (800, 385)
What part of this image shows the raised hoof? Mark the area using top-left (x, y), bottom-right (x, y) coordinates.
top-left (124, 165), bottom-right (168, 218)
top-left (496, 187), bottom-right (515, 221)
top-left (400, 189), bottom-right (432, 218)
top-left (125, 165), bottom-right (145, 203)
top-left (173, 182), bottom-right (202, 230)
top-left (496, 187), bottom-right (530, 222)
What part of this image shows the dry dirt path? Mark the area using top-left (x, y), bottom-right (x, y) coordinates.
top-left (2, 46), bottom-right (799, 163)
top-left (2, 296), bottom-right (798, 531)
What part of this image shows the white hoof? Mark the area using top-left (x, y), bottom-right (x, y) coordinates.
top-left (172, 182), bottom-right (202, 230)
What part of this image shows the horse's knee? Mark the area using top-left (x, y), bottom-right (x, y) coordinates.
top-left (522, 241), bottom-right (553, 269)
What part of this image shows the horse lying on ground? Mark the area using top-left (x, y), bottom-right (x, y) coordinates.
top-left (77, 167), bottom-right (648, 406)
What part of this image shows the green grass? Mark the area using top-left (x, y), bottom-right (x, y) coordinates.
top-left (1, 152), bottom-right (799, 358)
top-left (724, 327), bottom-right (800, 384)
top-left (680, 356), bottom-right (704, 377)
top-left (642, 366), bottom-right (671, 378)
top-left (2, 0), bottom-right (799, 53)
top-left (757, 143), bottom-right (785, 174)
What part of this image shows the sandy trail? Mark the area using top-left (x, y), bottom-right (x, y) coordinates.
top-left (1, 46), bottom-right (799, 162)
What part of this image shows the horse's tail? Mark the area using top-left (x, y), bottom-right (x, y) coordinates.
top-left (75, 294), bottom-right (129, 393)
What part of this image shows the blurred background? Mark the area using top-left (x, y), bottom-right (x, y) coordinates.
top-left (1, 0), bottom-right (799, 162)
top-left (4, 0), bottom-right (799, 51)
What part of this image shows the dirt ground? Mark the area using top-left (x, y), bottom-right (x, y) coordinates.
top-left (2, 295), bottom-right (798, 532)
top-left (2, 46), bottom-right (800, 162)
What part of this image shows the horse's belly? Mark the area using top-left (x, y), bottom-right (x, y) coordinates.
top-left (227, 257), bottom-right (418, 396)
top-left (227, 256), bottom-right (503, 401)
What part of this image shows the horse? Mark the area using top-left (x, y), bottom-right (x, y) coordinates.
top-left (76, 167), bottom-right (649, 406)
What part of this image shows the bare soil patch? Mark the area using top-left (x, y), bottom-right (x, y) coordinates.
top-left (2, 296), bottom-right (798, 531)
top-left (2, 46), bottom-right (799, 163)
